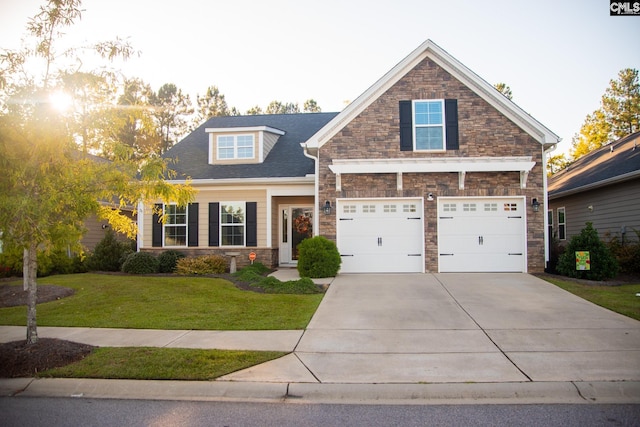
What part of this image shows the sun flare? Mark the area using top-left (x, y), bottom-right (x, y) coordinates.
top-left (49, 91), bottom-right (73, 112)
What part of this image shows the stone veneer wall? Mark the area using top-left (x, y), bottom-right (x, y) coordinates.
top-left (318, 57), bottom-right (546, 273)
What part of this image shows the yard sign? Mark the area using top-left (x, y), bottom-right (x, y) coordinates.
top-left (576, 251), bottom-right (590, 271)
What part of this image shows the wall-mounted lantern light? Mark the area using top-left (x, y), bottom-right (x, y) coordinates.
top-left (531, 198), bottom-right (540, 212)
top-left (323, 200), bottom-right (332, 215)
top-left (427, 192), bottom-right (434, 201)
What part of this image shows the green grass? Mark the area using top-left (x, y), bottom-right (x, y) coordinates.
top-left (542, 276), bottom-right (640, 321)
top-left (0, 273), bottom-right (323, 330)
top-left (40, 347), bottom-right (286, 380)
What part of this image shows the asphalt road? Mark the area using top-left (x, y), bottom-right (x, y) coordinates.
top-left (2, 397), bottom-right (639, 426)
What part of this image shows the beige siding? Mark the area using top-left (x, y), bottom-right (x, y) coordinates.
top-left (263, 131), bottom-right (280, 160)
top-left (549, 179), bottom-right (640, 243)
top-left (142, 189), bottom-right (268, 249)
top-left (209, 131), bottom-right (260, 165)
top-left (82, 213), bottom-right (135, 251)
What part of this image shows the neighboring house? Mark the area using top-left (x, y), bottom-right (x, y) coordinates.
top-left (139, 40), bottom-right (560, 273)
top-left (548, 131), bottom-right (640, 246)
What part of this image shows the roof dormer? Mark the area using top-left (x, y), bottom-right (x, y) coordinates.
top-left (206, 126), bottom-right (285, 165)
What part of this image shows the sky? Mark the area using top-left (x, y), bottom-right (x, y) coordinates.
top-left (1, 0), bottom-right (639, 155)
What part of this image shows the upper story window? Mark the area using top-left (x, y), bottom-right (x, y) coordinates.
top-left (217, 135), bottom-right (254, 160)
top-left (413, 100), bottom-right (445, 151)
top-left (399, 99), bottom-right (458, 152)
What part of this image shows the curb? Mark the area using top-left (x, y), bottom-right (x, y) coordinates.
top-left (2, 378), bottom-right (639, 405)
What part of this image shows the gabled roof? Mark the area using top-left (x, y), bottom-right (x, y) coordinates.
top-left (305, 39), bottom-right (560, 149)
top-left (548, 131), bottom-right (640, 198)
top-left (164, 113), bottom-right (338, 181)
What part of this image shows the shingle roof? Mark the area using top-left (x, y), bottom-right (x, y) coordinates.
top-left (548, 131), bottom-right (640, 198)
top-left (164, 113), bottom-right (338, 180)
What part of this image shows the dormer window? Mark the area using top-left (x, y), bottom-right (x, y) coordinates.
top-left (217, 134), bottom-right (254, 160)
top-left (207, 126), bottom-right (285, 165)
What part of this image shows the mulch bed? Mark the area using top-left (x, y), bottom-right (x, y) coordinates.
top-left (0, 284), bottom-right (90, 378)
top-left (0, 338), bottom-right (95, 378)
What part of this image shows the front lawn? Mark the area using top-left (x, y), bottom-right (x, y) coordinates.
top-left (0, 273), bottom-right (323, 330)
top-left (40, 347), bottom-right (286, 380)
top-left (541, 275), bottom-right (640, 321)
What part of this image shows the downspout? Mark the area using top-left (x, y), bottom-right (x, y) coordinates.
top-left (301, 143), bottom-right (320, 236)
top-left (542, 142), bottom-right (558, 270)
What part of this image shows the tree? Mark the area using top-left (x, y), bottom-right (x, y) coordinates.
top-left (303, 99), bottom-right (321, 113)
top-left (246, 105), bottom-right (263, 115)
top-left (0, 0), bottom-right (195, 344)
top-left (602, 68), bottom-right (640, 138)
top-left (547, 153), bottom-right (570, 176)
top-left (494, 82), bottom-right (513, 100)
top-left (194, 85), bottom-right (230, 124)
top-left (103, 77), bottom-right (162, 160)
top-left (570, 68), bottom-right (639, 161)
top-left (569, 109), bottom-right (611, 159)
top-left (150, 83), bottom-right (193, 154)
top-left (266, 100), bottom-right (300, 114)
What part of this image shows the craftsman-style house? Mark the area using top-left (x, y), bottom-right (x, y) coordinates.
top-left (139, 40), bottom-right (560, 273)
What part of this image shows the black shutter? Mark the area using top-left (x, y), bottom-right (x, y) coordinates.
top-left (209, 202), bottom-right (219, 247)
top-left (188, 203), bottom-right (199, 247)
top-left (152, 203), bottom-right (163, 247)
top-left (445, 99), bottom-right (459, 150)
top-left (246, 202), bottom-right (257, 247)
top-left (399, 100), bottom-right (413, 151)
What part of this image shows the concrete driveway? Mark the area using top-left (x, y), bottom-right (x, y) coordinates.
top-left (222, 273), bottom-right (640, 384)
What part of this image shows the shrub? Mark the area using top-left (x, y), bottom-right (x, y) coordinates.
top-left (557, 222), bottom-right (619, 280)
top-left (607, 229), bottom-right (640, 275)
top-left (297, 236), bottom-right (341, 278)
top-left (157, 250), bottom-right (186, 273)
top-left (121, 252), bottom-right (159, 274)
top-left (232, 263), bottom-right (322, 294)
top-left (86, 229), bottom-right (135, 272)
top-left (175, 255), bottom-right (227, 275)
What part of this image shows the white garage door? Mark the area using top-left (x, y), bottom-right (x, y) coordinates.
top-left (438, 197), bottom-right (526, 273)
top-left (337, 199), bottom-right (424, 273)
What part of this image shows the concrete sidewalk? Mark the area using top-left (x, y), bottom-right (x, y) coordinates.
top-left (1, 271), bottom-right (640, 404)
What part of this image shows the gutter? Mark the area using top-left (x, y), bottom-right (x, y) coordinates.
top-left (301, 142), bottom-right (320, 235)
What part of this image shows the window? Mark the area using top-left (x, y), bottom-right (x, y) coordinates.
top-left (343, 205), bottom-right (356, 214)
top-left (558, 207), bottom-right (566, 240)
top-left (403, 204), bottom-right (417, 213)
top-left (362, 204), bottom-right (376, 213)
top-left (503, 203), bottom-right (518, 212)
top-left (463, 203), bottom-right (476, 212)
top-left (221, 203), bottom-right (245, 246)
top-left (548, 209), bottom-right (554, 239)
top-left (383, 204), bottom-right (397, 213)
top-left (484, 203), bottom-right (498, 212)
top-left (400, 99), bottom-right (458, 152)
top-left (413, 100), bottom-right (445, 151)
top-left (443, 203), bottom-right (456, 212)
top-left (164, 204), bottom-right (187, 246)
top-left (217, 135), bottom-right (254, 160)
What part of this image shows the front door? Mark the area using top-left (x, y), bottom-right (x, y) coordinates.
top-left (279, 206), bottom-right (313, 265)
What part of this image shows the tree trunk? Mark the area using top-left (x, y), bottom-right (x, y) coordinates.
top-left (23, 244), bottom-right (38, 344)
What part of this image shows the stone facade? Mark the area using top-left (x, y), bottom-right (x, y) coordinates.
top-left (318, 57), bottom-right (546, 273)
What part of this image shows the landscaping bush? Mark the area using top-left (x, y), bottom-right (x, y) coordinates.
top-left (296, 236), bottom-right (341, 278)
top-left (121, 252), bottom-right (159, 274)
top-left (232, 263), bottom-right (322, 294)
top-left (175, 255), bottom-right (227, 275)
top-left (157, 250), bottom-right (186, 273)
top-left (557, 222), bottom-right (619, 280)
top-left (86, 229), bottom-right (135, 272)
top-left (607, 229), bottom-right (640, 275)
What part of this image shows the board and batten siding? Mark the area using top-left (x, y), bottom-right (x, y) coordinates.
top-left (549, 179), bottom-right (640, 242)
